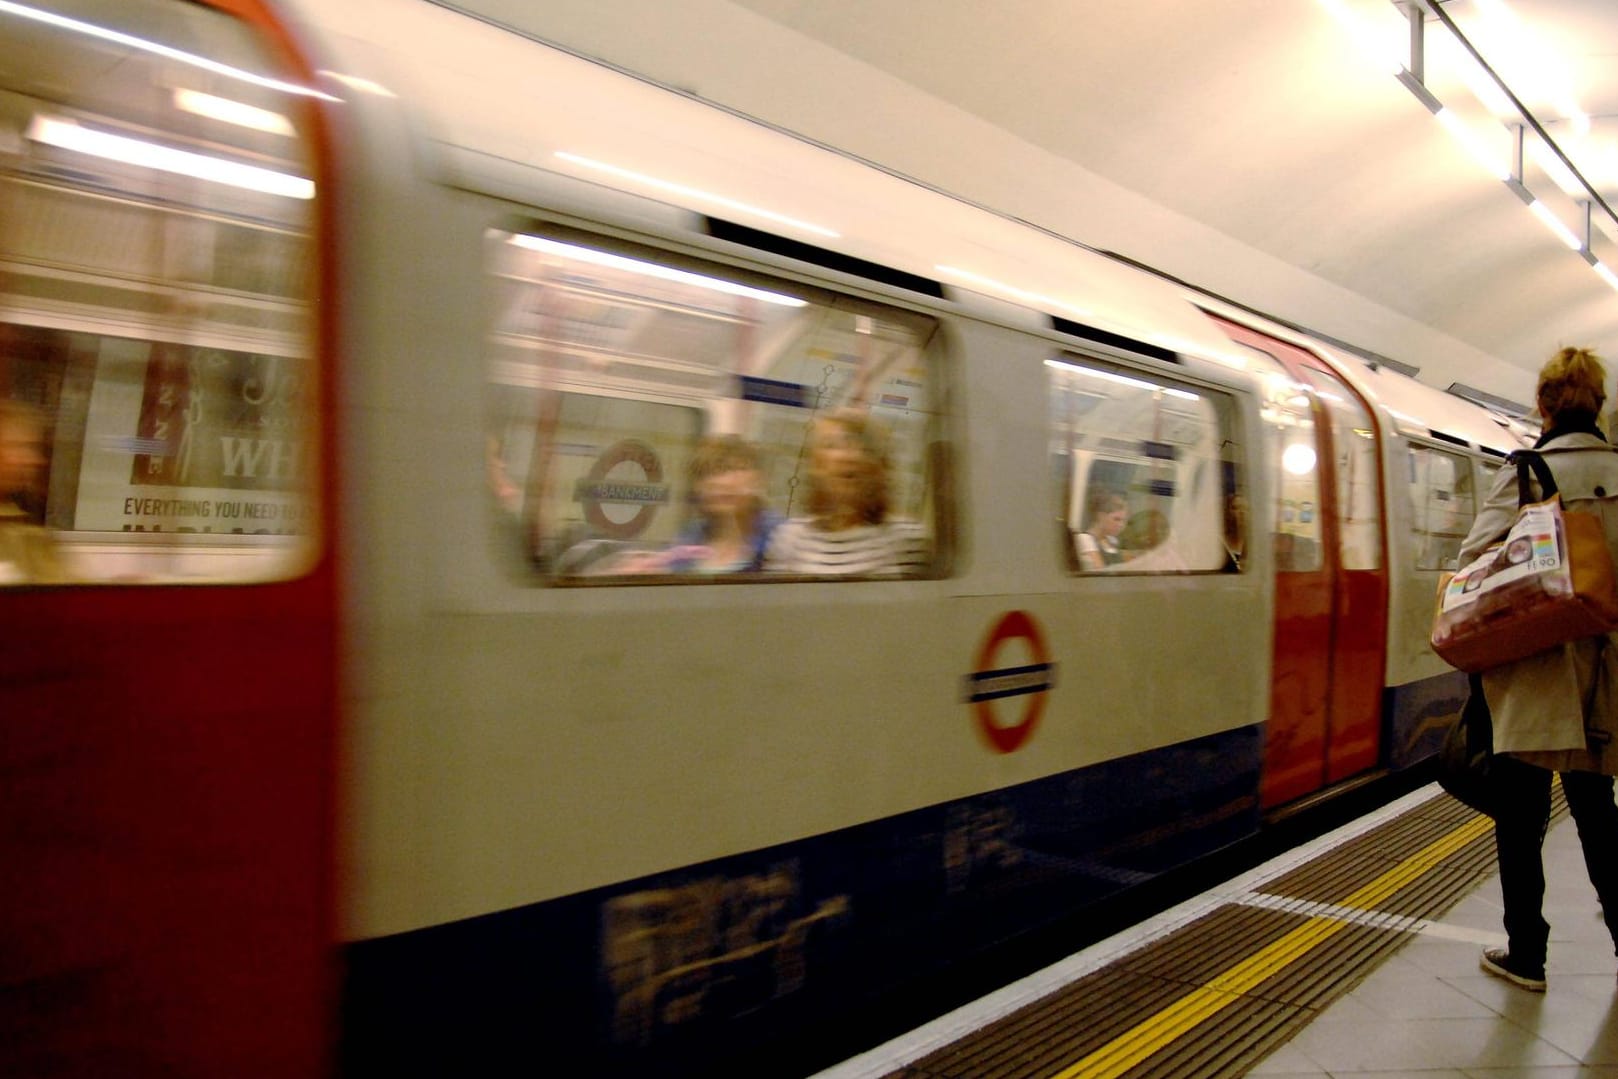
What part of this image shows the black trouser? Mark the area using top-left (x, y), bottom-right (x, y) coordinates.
top-left (1492, 754), bottom-right (1618, 965)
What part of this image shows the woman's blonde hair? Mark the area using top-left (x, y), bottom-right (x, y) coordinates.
top-left (1536, 346), bottom-right (1607, 425)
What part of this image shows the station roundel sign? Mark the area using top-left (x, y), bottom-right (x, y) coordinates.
top-left (576, 439), bottom-right (669, 539)
top-left (965, 610), bottom-right (1056, 754)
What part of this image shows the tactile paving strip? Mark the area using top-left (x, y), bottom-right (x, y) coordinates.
top-left (882, 790), bottom-right (1568, 1079)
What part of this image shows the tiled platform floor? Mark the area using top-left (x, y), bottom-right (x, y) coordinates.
top-left (817, 784), bottom-right (1618, 1079)
top-left (1252, 798), bottom-right (1618, 1078)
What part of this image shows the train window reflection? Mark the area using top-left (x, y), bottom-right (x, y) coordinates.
top-left (1048, 356), bottom-right (1243, 573)
top-left (0, 0), bottom-right (321, 585)
top-left (1409, 444), bottom-right (1475, 571)
top-left (485, 228), bottom-right (946, 582)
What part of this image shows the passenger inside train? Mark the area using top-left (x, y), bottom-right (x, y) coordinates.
top-left (483, 228), bottom-right (943, 582)
top-left (764, 409), bottom-right (928, 576)
top-left (1223, 493), bottom-right (1248, 572)
top-left (1075, 487), bottom-right (1129, 570)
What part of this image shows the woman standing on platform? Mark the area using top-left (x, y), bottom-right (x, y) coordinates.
top-left (1457, 346), bottom-right (1618, 991)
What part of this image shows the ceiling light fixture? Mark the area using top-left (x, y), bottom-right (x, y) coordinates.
top-left (1526, 199), bottom-right (1583, 251)
top-left (173, 89), bottom-right (294, 136)
top-left (0, 0), bottom-right (337, 101)
top-left (1044, 359), bottom-right (1199, 401)
top-left (27, 115), bottom-right (314, 199)
top-left (509, 234), bottom-right (807, 307)
top-left (1434, 107), bottom-right (1511, 181)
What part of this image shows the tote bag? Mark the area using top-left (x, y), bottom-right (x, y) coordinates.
top-left (1431, 450), bottom-right (1618, 673)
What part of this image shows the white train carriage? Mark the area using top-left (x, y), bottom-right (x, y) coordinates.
top-left (0, 0), bottom-right (1528, 1074)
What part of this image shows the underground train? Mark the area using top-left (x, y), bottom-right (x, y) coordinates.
top-left (0, 0), bottom-right (1535, 1074)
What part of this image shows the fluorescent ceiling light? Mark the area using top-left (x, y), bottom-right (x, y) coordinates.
top-left (1313, 0), bottom-right (1406, 76)
top-left (1526, 199), bottom-right (1582, 250)
top-left (173, 89), bottom-right (294, 136)
top-left (0, 0), bottom-right (336, 101)
top-left (556, 152), bottom-right (839, 239)
top-left (1594, 262), bottom-right (1618, 292)
top-left (937, 265), bottom-right (1093, 321)
top-left (1468, 0), bottom-right (1586, 133)
top-left (1044, 359), bottom-right (1199, 401)
top-left (1434, 107), bottom-right (1511, 181)
top-left (1525, 137), bottom-right (1584, 198)
top-left (1427, 34), bottom-right (1514, 117)
top-left (509, 234), bottom-right (807, 307)
top-left (28, 116), bottom-right (314, 199)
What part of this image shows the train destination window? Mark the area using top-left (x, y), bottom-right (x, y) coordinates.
top-left (485, 229), bottom-right (945, 582)
top-left (1048, 355), bottom-right (1243, 573)
top-left (1409, 444), bottom-right (1476, 571)
top-left (0, 0), bottom-right (322, 585)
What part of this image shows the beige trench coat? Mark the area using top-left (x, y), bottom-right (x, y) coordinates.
top-left (1456, 433), bottom-right (1618, 776)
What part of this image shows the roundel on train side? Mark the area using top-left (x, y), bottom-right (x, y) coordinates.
top-left (964, 610), bottom-right (1057, 753)
top-left (576, 439), bottom-right (670, 539)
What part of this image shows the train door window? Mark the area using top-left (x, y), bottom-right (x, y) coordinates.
top-left (1048, 355), bottom-right (1243, 573)
top-left (1409, 444), bottom-right (1475, 571)
top-left (1294, 367), bottom-right (1381, 570)
top-left (1255, 370), bottom-right (1324, 572)
top-left (485, 228), bottom-right (946, 581)
top-left (0, 0), bottom-right (322, 585)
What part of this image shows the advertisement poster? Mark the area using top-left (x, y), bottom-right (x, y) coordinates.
top-left (73, 339), bottom-right (309, 534)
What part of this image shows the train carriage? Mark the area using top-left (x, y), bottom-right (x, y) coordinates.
top-left (0, 0), bottom-right (1528, 1074)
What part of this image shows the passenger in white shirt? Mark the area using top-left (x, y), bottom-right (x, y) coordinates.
top-left (765, 409), bottom-right (927, 576)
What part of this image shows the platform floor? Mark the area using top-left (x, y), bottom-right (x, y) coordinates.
top-left (813, 783), bottom-right (1618, 1078)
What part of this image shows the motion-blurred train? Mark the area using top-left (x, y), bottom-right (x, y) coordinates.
top-left (0, 1), bottom-right (1534, 1074)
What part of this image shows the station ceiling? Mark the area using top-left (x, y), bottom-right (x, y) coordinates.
top-left (444, 0), bottom-right (1618, 408)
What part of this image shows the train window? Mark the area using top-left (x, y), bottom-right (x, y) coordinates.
top-left (0, 0), bottom-right (322, 585)
top-left (1294, 366), bottom-right (1382, 570)
top-left (1048, 355), bottom-right (1242, 573)
top-left (1409, 444), bottom-right (1476, 571)
top-left (485, 228), bottom-right (946, 581)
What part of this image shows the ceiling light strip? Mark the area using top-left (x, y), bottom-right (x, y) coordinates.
top-left (27, 116), bottom-right (314, 199)
top-left (509, 234), bottom-right (807, 307)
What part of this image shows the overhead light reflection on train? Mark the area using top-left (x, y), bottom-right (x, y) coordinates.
top-left (936, 264), bottom-right (1093, 321)
top-left (554, 151), bottom-right (839, 239)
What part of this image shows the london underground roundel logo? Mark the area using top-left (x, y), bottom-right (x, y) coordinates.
top-left (964, 610), bottom-right (1056, 753)
top-left (574, 439), bottom-right (670, 539)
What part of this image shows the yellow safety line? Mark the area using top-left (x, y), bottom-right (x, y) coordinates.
top-left (1049, 812), bottom-right (1495, 1079)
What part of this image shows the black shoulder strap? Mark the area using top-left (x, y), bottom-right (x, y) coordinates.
top-left (1509, 449), bottom-right (1558, 505)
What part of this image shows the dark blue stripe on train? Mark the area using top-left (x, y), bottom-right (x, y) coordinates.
top-left (1384, 668), bottom-right (1468, 769)
top-left (339, 724), bottom-right (1264, 1076)
top-left (965, 661), bottom-right (1057, 702)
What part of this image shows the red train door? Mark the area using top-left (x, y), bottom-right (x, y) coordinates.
top-left (0, 2), bottom-right (339, 1075)
top-left (1210, 318), bottom-right (1389, 808)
